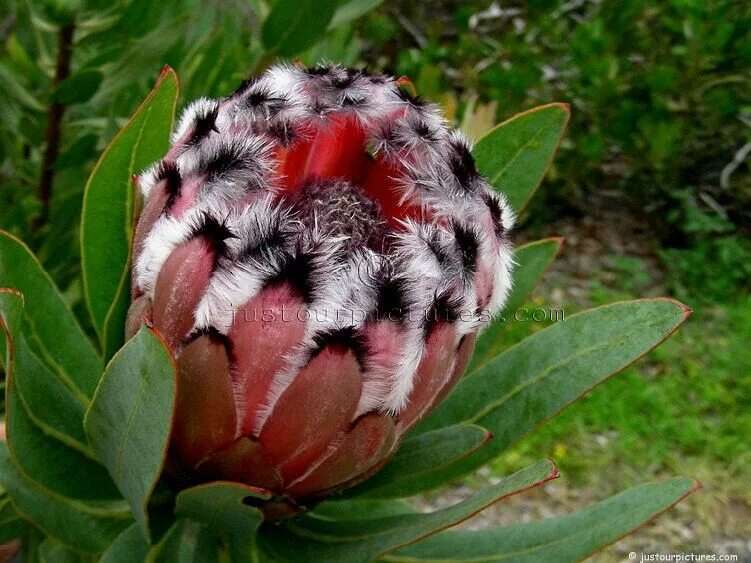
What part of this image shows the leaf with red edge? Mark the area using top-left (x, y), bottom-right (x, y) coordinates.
top-left (0, 444), bottom-right (132, 555)
top-left (175, 481), bottom-right (268, 537)
top-left (383, 478), bottom-right (700, 562)
top-left (474, 103), bottom-right (570, 213)
top-left (0, 233), bottom-right (102, 399)
top-left (345, 424), bottom-right (492, 499)
top-left (0, 289), bottom-right (121, 501)
top-left (84, 326), bottom-right (176, 542)
top-left (81, 66), bottom-right (178, 361)
top-left (410, 299), bottom-right (691, 493)
top-left (258, 460), bottom-right (558, 563)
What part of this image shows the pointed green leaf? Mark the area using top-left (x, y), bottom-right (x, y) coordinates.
top-left (100, 524), bottom-right (151, 563)
top-left (146, 520), bottom-right (223, 563)
top-left (346, 424), bottom-right (492, 499)
top-left (384, 478), bottom-right (699, 562)
top-left (81, 66), bottom-right (178, 360)
top-left (411, 299), bottom-right (690, 488)
top-left (470, 237), bottom-right (563, 371)
top-left (0, 445), bottom-right (132, 554)
top-left (258, 460), bottom-right (558, 563)
top-left (474, 103), bottom-right (570, 213)
top-left (84, 327), bottom-right (176, 542)
top-left (0, 232), bottom-right (102, 398)
top-left (262, 0), bottom-right (339, 56)
top-left (503, 238), bottom-right (564, 316)
top-left (0, 291), bottom-right (122, 501)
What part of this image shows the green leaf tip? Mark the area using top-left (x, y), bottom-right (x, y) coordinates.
top-left (474, 102), bottom-right (571, 213)
top-left (80, 64), bottom-right (178, 361)
top-left (84, 326), bottom-right (177, 543)
top-left (0, 231), bottom-right (102, 398)
top-left (259, 460), bottom-right (558, 563)
top-left (412, 298), bottom-right (691, 488)
top-left (385, 476), bottom-right (698, 562)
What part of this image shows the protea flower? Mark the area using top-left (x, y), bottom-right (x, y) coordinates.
top-left (127, 63), bottom-right (514, 514)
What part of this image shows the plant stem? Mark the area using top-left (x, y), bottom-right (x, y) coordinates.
top-left (35, 22), bottom-right (75, 230)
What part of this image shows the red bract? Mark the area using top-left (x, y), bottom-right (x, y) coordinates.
top-left (128, 63), bottom-right (514, 515)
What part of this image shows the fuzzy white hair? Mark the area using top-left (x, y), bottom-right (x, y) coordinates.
top-left (192, 196), bottom-right (299, 333)
top-left (134, 199), bottom-right (227, 297)
top-left (176, 130), bottom-right (276, 187)
top-left (171, 97), bottom-right (219, 145)
top-left (138, 161), bottom-right (161, 199)
top-left (251, 233), bottom-right (359, 433)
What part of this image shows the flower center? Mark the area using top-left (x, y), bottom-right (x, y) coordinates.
top-left (295, 180), bottom-right (388, 252)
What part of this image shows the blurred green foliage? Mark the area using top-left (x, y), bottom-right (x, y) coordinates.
top-left (358, 0), bottom-right (751, 300)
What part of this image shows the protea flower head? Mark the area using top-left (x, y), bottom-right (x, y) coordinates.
top-left (128, 62), bottom-right (514, 515)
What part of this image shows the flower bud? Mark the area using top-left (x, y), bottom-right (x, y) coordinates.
top-left (129, 63), bottom-right (514, 514)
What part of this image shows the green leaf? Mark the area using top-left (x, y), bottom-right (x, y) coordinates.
top-left (503, 238), bottom-right (563, 315)
top-left (383, 478), bottom-right (699, 562)
top-left (146, 520), bottom-right (222, 563)
top-left (175, 481), bottom-right (268, 537)
top-left (329, 0), bottom-right (384, 29)
top-left (411, 299), bottom-right (690, 487)
top-left (0, 291), bottom-right (121, 501)
top-left (100, 524), bottom-right (150, 563)
top-left (0, 288), bottom-right (24, 370)
top-left (0, 496), bottom-right (26, 543)
top-left (0, 289), bottom-right (90, 451)
top-left (345, 424), bottom-right (491, 499)
top-left (474, 103), bottom-right (570, 213)
top-left (39, 537), bottom-right (95, 563)
top-left (0, 445), bottom-right (132, 554)
top-left (5, 386), bottom-right (119, 501)
top-left (0, 232), bottom-right (102, 398)
top-left (0, 62), bottom-right (45, 112)
top-left (84, 326), bottom-right (176, 542)
top-left (80, 66), bottom-right (178, 360)
top-left (262, 0), bottom-right (339, 56)
top-left (470, 237), bottom-right (563, 371)
top-left (52, 70), bottom-right (103, 105)
top-left (258, 460), bottom-right (558, 563)
top-left (312, 499), bottom-right (416, 521)
top-left (12, 330), bottom-right (91, 455)
top-left (176, 482), bottom-right (269, 563)
top-left (55, 134), bottom-right (99, 171)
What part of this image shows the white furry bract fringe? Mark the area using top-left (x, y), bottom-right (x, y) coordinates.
top-left (132, 62), bottom-right (515, 423)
